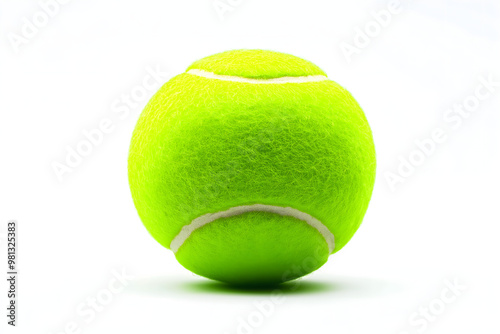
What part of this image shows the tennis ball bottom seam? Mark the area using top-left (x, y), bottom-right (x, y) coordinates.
top-left (169, 204), bottom-right (335, 254)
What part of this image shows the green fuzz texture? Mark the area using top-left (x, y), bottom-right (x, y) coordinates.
top-left (187, 49), bottom-right (326, 79)
top-left (175, 211), bottom-right (329, 286)
top-left (128, 49), bottom-right (376, 285)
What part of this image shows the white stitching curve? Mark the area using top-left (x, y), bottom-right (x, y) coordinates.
top-left (186, 69), bottom-right (329, 84)
top-left (170, 204), bottom-right (335, 254)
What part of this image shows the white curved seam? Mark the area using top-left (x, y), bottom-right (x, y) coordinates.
top-left (170, 204), bottom-right (335, 254)
top-left (186, 69), bottom-right (329, 84)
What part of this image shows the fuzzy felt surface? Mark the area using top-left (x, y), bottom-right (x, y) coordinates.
top-left (128, 49), bottom-right (376, 284)
top-left (187, 49), bottom-right (326, 79)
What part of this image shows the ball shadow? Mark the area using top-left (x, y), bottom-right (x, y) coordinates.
top-left (128, 275), bottom-right (402, 297)
top-left (181, 279), bottom-right (336, 295)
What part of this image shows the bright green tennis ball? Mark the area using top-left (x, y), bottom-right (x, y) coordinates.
top-left (128, 49), bottom-right (376, 286)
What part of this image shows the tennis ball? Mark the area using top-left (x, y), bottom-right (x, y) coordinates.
top-left (128, 50), bottom-right (376, 286)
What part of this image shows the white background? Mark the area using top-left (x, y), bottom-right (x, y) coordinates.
top-left (1, 0), bottom-right (499, 333)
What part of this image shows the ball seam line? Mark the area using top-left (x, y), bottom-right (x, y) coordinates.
top-left (170, 204), bottom-right (335, 254)
top-left (186, 69), bottom-right (329, 84)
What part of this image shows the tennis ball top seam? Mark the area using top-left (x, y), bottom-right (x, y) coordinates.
top-left (186, 69), bottom-right (330, 84)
